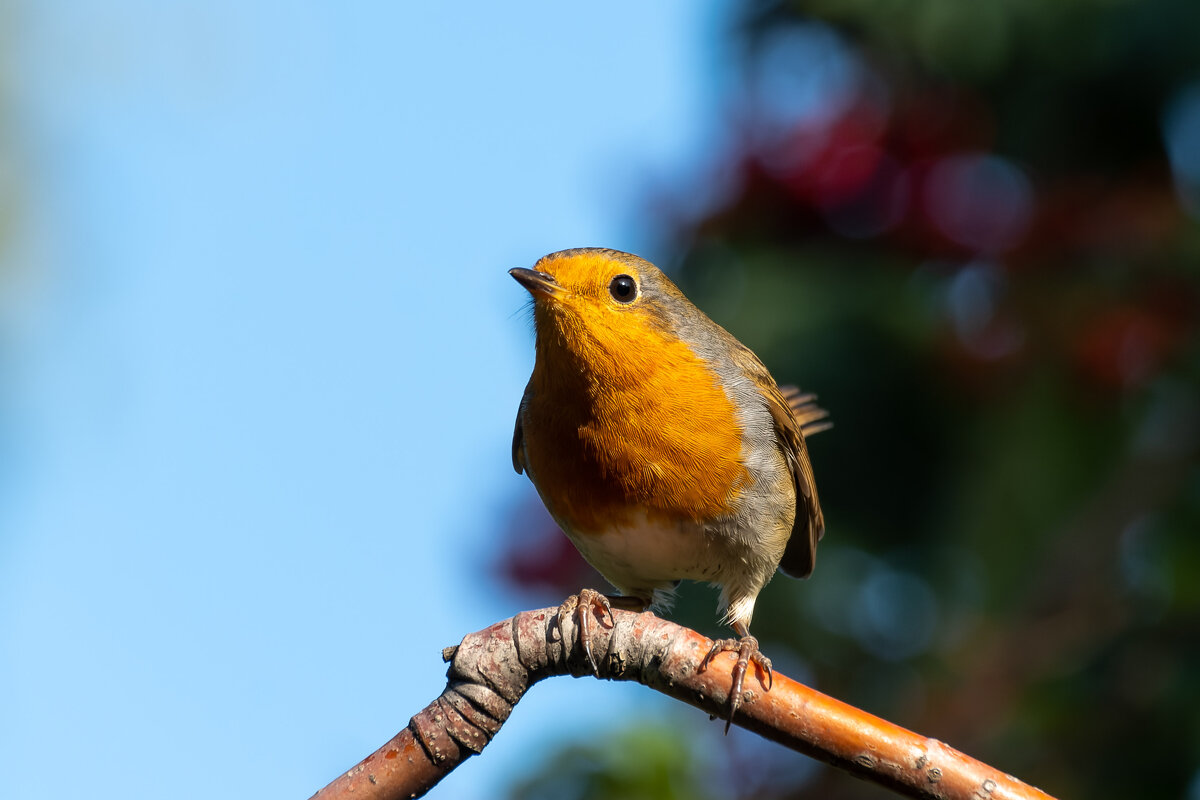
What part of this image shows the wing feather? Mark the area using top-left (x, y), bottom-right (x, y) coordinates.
top-left (512, 390), bottom-right (528, 475)
top-left (726, 345), bottom-right (827, 579)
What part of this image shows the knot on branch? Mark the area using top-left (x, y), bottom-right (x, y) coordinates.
top-left (410, 615), bottom-right (537, 767)
top-left (409, 681), bottom-right (510, 764)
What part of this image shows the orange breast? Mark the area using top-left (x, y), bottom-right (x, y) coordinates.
top-left (521, 309), bottom-right (749, 535)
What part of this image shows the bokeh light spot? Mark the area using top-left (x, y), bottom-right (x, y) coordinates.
top-left (1163, 81), bottom-right (1200, 218)
top-left (851, 566), bottom-right (940, 662)
top-left (753, 23), bottom-right (861, 133)
top-left (946, 261), bottom-right (998, 340)
top-left (923, 152), bottom-right (1033, 253)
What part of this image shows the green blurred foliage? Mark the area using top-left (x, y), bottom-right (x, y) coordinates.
top-left (507, 725), bottom-right (720, 800)
top-left (501, 0), bottom-right (1200, 797)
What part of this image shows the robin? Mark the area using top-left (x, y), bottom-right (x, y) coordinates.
top-left (510, 247), bottom-right (828, 728)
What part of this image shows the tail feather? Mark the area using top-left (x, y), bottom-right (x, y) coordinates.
top-left (779, 385), bottom-right (832, 438)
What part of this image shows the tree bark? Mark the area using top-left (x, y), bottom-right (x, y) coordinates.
top-left (311, 605), bottom-right (1058, 800)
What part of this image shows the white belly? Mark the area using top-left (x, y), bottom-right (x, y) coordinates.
top-left (563, 510), bottom-right (723, 601)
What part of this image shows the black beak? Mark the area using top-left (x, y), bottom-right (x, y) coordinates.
top-left (509, 268), bottom-right (561, 299)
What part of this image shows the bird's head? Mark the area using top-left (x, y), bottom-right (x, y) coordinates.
top-left (510, 248), bottom-right (699, 366)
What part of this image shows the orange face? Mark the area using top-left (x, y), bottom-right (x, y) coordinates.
top-left (515, 250), bottom-right (750, 533)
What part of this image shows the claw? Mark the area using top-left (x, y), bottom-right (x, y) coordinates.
top-left (699, 634), bottom-right (773, 733)
top-left (555, 589), bottom-right (615, 674)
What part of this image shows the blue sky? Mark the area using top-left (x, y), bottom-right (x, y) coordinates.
top-left (0, 2), bottom-right (729, 797)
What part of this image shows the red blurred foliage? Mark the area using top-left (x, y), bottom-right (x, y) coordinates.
top-left (1019, 172), bottom-right (1185, 263)
top-left (777, 103), bottom-right (891, 205)
top-left (892, 86), bottom-right (996, 160)
top-left (495, 497), bottom-right (601, 599)
top-left (689, 67), bottom-right (1199, 400)
top-left (706, 78), bottom-right (1192, 272)
top-left (1072, 285), bottom-right (1198, 390)
top-left (1074, 306), bottom-right (1174, 388)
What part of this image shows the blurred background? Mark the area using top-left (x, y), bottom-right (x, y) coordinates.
top-left (1, 2), bottom-right (1197, 799)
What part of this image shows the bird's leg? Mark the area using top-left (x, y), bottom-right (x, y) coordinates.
top-left (606, 595), bottom-right (651, 612)
top-left (556, 590), bottom-right (649, 674)
top-left (699, 620), bottom-right (773, 733)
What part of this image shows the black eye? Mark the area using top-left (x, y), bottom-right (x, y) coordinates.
top-left (609, 274), bottom-right (637, 303)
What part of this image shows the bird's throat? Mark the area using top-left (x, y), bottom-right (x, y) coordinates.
top-left (525, 310), bottom-right (750, 532)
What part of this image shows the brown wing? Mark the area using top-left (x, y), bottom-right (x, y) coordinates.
top-left (770, 383), bottom-right (827, 579)
top-left (726, 344), bottom-right (827, 579)
top-left (512, 391), bottom-right (528, 475)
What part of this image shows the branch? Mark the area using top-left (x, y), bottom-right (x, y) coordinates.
top-left (311, 607), bottom-right (1058, 800)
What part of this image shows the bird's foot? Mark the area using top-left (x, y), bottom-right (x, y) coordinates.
top-left (555, 589), bottom-right (616, 675)
top-left (699, 634), bottom-right (773, 733)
